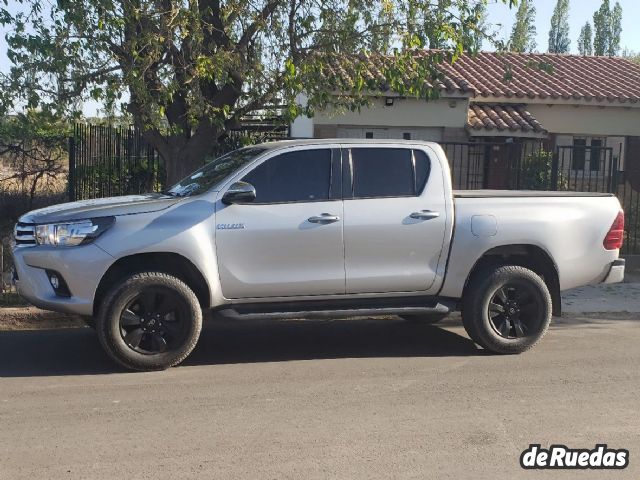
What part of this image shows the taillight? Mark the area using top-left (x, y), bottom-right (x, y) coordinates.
top-left (603, 211), bottom-right (625, 250)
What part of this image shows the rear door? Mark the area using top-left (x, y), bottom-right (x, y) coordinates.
top-left (342, 145), bottom-right (448, 293)
top-left (215, 146), bottom-right (345, 299)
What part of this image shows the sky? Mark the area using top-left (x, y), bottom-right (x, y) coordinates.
top-left (1, 0), bottom-right (639, 116)
top-left (484, 0), bottom-right (640, 53)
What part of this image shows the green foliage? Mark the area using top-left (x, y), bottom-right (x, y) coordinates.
top-left (460, 2), bottom-right (488, 53)
top-left (622, 49), bottom-right (640, 65)
top-left (577, 22), bottom-right (593, 55)
top-left (610, 2), bottom-right (622, 56)
top-left (509, 0), bottom-right (536, 52)
top-left (73, 159), bottom-right (165, 199)
top-left (548, 0), bottom-right (570, 54)
top-left (593, 0), bottom-right (622, 56)
top-left (0, 0), bottom-right (514, 182)
top-left (519, 149), bottom-right (567, 191)
top-left (0, 111), bottom-right (71, 151)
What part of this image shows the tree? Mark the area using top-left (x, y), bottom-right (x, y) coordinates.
top-left (548, 0), bottom-right (570, 53)
top-left (461, 2), bottom-right (487, 53)
top-left (509, 0), bottom-right (536, 52)
top-left (609, 2), bottom-right (622, 56)
top-left (593, 0), bottom-right (622, 56)
top-left (577, 22), bottom-right (593, 55)
top-left (0, 0), bottom-right (514, 184)
top-left (622, 48), bottom-right (640, 65)
top-left (0, 111), bottom-right (69, 210)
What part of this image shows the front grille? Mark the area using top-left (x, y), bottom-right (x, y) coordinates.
top-left (14, 222), bottom-right (36, 246)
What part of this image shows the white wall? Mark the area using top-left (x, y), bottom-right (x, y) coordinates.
top-left (289, 93), bottom-right (314, 138)
top-left (314, 97), bottom-right (468, 128)
top-left (336, 126), bottom-right (443, 141)
top-left (527, 104), bottom-right (640, 137)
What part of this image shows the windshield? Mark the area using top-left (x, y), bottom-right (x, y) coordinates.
top-left (165, 146), bottom-right (267, 197)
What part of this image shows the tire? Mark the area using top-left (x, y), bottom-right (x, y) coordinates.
top-left (96, 272), bottom-right (203, 371)
top-left (400, 313), bottom-right (448, 324)
top-left (461, 265), bottom-right (552, 354)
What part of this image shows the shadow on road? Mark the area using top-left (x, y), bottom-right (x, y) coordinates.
top-left (0, 317), bottom-right (479, 377)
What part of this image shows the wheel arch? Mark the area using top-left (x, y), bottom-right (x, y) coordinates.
top-left (463, 244), bottom-right (561, 316)
top-left (94, 252), bottom-right (210, 316)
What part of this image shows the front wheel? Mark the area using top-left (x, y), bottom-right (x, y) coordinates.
top-left (462, 265), bottom-right (552, 354)
top-left (96, 272), bottom-right (203, 371)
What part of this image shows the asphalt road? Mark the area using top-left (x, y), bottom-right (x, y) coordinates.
top-left (0, 315), bottom-right (639, 480)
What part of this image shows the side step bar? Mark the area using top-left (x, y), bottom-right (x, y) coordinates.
top-left (214, 302), bottom-right (453, 321)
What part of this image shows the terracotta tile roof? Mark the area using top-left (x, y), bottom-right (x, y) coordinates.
top-left (322, 51), bottom-right (640, 104)
top-left (320, 52), bottom-right (475, 95)
top-left (467, 103), bottom-right (547, 136)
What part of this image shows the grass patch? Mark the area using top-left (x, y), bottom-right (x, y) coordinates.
top-left (0, 292), bottom-right (29, 308)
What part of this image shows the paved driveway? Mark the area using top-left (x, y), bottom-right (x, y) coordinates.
top-left (0, 314), bottom-right (638, 479)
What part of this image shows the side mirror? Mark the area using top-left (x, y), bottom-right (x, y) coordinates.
top-left (222, 181), bottom-right (256, 205)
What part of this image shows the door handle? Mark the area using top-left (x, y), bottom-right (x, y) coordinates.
top-left (308, 213), bottom-right (340, 224)
top-left (410, 210), bottom-right (440, 220)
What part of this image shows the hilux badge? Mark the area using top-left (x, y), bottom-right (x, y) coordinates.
top-left (216, 223), bottom-right (245, 230)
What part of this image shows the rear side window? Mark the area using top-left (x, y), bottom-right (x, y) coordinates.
top-left (242, 149), bottom-right (332, 203)
top-left (350, 148), bottom-right (431, 198)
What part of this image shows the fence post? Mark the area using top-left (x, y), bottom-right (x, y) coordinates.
top-left (68, 134), bottom-right (76, 201)
top-left (550, 148), bottom-right (560, 191)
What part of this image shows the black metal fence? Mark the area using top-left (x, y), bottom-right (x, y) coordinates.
top-left (69, 124), bottom-right (164, 200)
top-left (442, 139), bottom-right (638, 254)
top-left (68, 123), bottom-right (289, 201)
top-left (442, 140), bottom-right (552, 190)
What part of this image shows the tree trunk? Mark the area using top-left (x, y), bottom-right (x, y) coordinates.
top-left (163, 148), bottom-right (203, 186)
top-left (161, 135), bottom-right (221, 186)
top-left (138, 120), bottom-right (223, 186)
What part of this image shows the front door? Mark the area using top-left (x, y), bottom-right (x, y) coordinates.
top-left (215, 146), bottom-right (345, 299)
top-left (342, 146), bottom-right (448, 293)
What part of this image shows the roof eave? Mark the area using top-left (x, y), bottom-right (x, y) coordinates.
top-left (475, 95), bottom-right (640, 108)
top-left (465, 126), bottom-right (548, 139)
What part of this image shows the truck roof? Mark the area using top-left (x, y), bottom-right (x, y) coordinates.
top-left (256, 139), bottom-right (441, 150)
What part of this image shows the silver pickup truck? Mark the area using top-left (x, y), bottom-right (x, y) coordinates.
top-left (11, 140), bottom-right (625, 371)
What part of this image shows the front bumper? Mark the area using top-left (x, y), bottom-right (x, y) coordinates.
top-left (602, 259), bottom-right (625, 284)
top-left (11, 243), bottom-right (114, 316)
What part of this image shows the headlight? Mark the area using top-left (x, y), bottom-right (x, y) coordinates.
top-left (35, 217), bottom-right (115, 247)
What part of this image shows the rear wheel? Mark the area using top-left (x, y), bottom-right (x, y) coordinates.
top-left (462, 265), bottom-right (552, 354)
top-left (96, 272), bottom-right (202, 371)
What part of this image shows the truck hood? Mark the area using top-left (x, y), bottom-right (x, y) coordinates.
top-left (19, 193), bottom-right (182, 224)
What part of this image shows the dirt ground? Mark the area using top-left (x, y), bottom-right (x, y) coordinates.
top-left (0, 306), bottom-right (84, 330)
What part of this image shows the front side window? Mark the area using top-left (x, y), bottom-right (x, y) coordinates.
top-left (242, 149), bottom-right (332, 203)
top-left (166, 147), bottom-right (266, 197)
top-left (350, 148), bottom-right (430, 198)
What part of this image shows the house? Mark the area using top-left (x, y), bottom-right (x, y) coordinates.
top-left (290, 52), bottom-right (640, 190)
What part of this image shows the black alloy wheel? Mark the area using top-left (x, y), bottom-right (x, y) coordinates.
top-left (487, 282), bottom-right (543, 339)
top-left (461, 265), bottom-right (552, 354)
top-left (119, 287), bottom-right (190, 355)
top-left (97, 272), bottom-right (203, 371)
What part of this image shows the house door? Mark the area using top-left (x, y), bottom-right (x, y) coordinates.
top-left (485, 143), bottom-right (514, 189)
